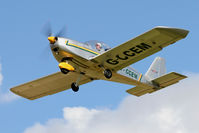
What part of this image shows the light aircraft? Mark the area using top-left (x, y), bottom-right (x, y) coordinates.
top-left (10, 26), bottom-right (189, 100)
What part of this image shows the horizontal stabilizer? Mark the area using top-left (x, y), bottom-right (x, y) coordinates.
top-left (126, 72), bottom-right (187, 96)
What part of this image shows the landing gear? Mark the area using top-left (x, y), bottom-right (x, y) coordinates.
top-left (98, 65), bottom-right (112, 79)
top-left (71, 72), bottom-right (85, 92)
top-left (104, 69), bottom-right (112, 79)
top-left (60, 68), bottom-right (69, 74)
top-left (71, 82), bottom-right (79, 92)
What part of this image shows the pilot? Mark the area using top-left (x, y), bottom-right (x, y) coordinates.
top-left (96, 43), bottom-right (102, 51)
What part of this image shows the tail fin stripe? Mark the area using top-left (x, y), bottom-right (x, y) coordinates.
top-left (138, 73), bottom-right (143, 81)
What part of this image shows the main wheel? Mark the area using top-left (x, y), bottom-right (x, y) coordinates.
top-left (104, 69), bottom-right (112, 79)
top-left (61, 68), bottom-right (69, 74)
top-left (71, 82), bottom-right (79, 92)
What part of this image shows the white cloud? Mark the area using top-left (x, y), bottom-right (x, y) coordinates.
top-left (24, 73), bottom-right (199, 133)
top-left (0, 63), bottom-right (19, 103)
top-left (0, 91), bottom-right (19, 103)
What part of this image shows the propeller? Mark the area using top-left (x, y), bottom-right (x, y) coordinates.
top-left (41, 22), bottom-right (67, 43)
top-left (40, 22), bottom-right (67, 62)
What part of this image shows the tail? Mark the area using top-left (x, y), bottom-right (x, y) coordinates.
top-left (126, 57), bottom-right (187, 96)
top-left (144, 57), bottom-right (166, 81)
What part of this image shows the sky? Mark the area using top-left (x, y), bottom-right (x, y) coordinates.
top-left (0, 0), bottom-right (198, 133)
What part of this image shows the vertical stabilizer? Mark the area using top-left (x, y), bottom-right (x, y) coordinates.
top-left (145, 57), bottom-right (166, 81)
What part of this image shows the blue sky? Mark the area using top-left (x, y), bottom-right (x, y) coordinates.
top-left (0, 0), bottom-right (198, 133)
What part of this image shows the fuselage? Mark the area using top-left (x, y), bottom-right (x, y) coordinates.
top-left (49, 37), bottom-right (143, 84)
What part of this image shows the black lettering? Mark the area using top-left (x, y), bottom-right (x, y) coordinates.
top-left (130, 71), bottom-right (133, 77)
top-left (129, 47), bottom-right (143, 53)
top-left (136, 43), bottom-right (152, 50)
top-left (116, 54), bottom-right (128, 60)
top-left (134, 74), bottom-right (138, 79)
top-left (126, 69), bottom-right (129, 74)
top-left (123, 51), bottom-right (135, 56)
top-left (106, 59), bottom-right (119, 65)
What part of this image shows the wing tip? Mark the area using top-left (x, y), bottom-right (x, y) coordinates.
top-left (10, 87), bottom-right (35, 100)
top-left (155, 26), bottom-right (189, 38)
top-left (10, 87), bottom-right (17, 94)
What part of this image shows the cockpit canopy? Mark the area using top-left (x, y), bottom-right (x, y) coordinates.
top-left (84, 40), bottom-right (111, 53)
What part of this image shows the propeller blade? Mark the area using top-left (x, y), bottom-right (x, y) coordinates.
top-left (41, 22), bottom-right (52, 37)
top-left (55, 25), bottom-right (67, 37)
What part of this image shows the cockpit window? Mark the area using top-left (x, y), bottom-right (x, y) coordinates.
top-left (84, 40), bottom-right (111, 53)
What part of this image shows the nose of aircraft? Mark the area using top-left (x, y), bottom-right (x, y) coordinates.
top-left (48, 36), bottom-right (57, 44)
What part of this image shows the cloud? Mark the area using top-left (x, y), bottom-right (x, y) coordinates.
top-left (24, 73), bottom-right (199, 133)
top-left (0, 63), bottom-right (19, 103)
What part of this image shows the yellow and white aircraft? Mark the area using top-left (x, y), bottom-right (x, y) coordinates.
top-left (10, 26), bottom-right (189, 100)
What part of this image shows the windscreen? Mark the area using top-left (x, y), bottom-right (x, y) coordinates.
top-left (84, 40), bottom-right (111, 53)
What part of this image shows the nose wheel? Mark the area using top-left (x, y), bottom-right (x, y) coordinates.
top-left (71, 82), bottom-right (79, 92)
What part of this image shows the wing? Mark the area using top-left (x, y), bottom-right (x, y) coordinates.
top-left (10, 72), bottom-right (92, 100)
top-left (91, 26), bottom-right (189, 71)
